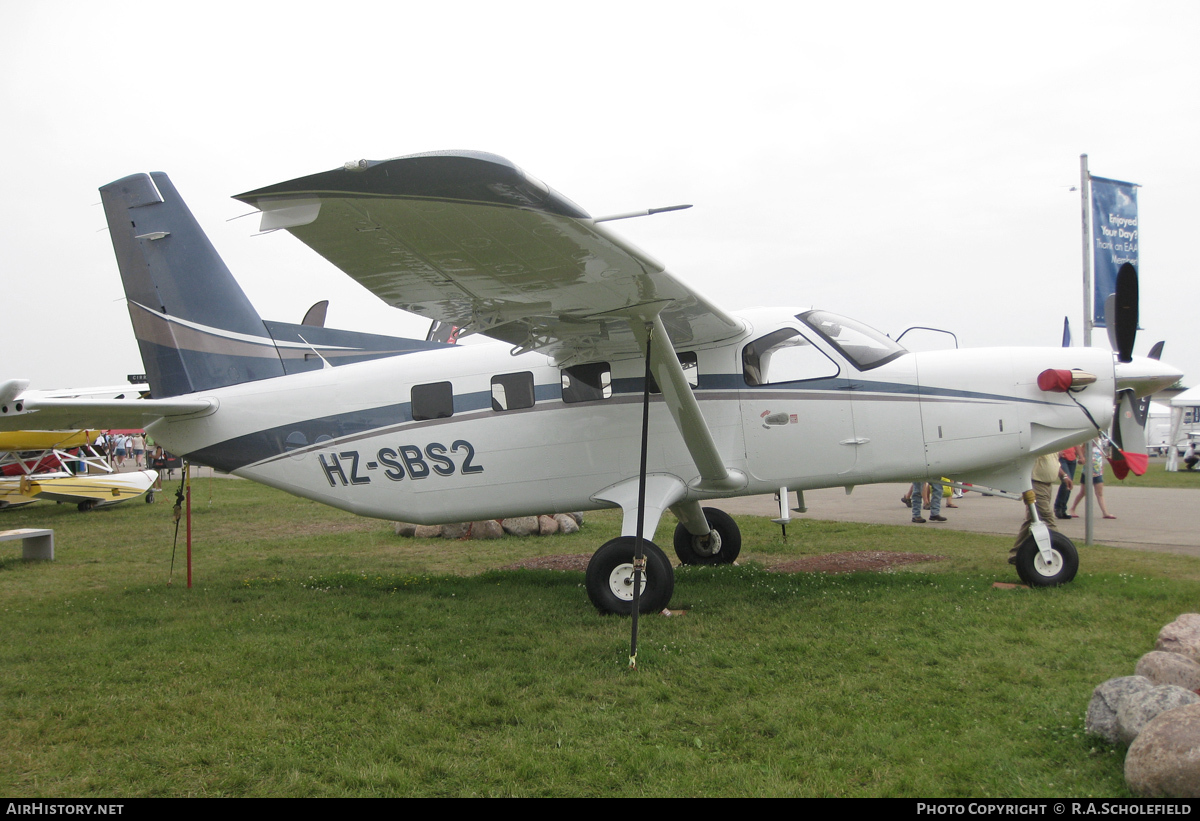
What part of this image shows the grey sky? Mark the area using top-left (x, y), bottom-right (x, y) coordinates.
top-left (3, 0), bottom-right (1197, 389)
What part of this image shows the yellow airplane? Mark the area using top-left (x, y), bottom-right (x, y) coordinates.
top-left (0, 430), bottom-right (156, 511)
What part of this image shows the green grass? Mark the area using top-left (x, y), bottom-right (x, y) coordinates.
top-left (2, 478), bottom-right (1198, 797)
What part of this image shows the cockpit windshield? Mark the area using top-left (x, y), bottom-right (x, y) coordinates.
top-left (797, 310), bottom-right (907, 371)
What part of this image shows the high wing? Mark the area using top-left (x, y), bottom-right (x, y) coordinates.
top-left (234, 151), bottom-right (745, 365)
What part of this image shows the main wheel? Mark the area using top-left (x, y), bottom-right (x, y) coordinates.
top-left (1014, 530), bottom-right (1079, 587)
top-left (585, 537), bottom-right (675, 615)
top-left (673, 507), bottom-right (742, 565)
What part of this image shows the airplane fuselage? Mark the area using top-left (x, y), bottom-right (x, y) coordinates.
top-left (147, 306), bottom-right (1117, 539)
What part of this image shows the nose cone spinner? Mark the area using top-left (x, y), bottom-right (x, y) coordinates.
top-left (1114, 355), bottom-right (1182, 397)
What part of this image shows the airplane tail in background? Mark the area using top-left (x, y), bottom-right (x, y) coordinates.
top-left (100, 172), bottom-right (445, 398)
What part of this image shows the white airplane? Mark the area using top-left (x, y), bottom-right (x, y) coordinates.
top-left (0, 152), bottom-right (1180, 612)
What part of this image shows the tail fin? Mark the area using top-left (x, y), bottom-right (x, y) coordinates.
top-left (100, 172), bottom-right (286, 398)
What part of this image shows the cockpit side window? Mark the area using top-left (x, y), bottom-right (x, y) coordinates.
top-left (798, 310), bottom-right (907, 371)
top-left (742, 328), bottom-right (839, 386)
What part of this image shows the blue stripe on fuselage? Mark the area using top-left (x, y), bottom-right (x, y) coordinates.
top-left (183, 376), bottom-right (1056, 472)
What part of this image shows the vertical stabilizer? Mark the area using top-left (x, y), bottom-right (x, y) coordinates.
top-left (100, 173), bottom-right (286, 397)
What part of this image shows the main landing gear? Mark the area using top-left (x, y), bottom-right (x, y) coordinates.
top-left (583, 507), bottom-right (742, 614)
top-left (673, 506), bottom-right (741, 565)
top-left (585, 537), bottom-right (675, 615)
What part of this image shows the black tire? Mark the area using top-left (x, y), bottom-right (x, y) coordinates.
top-left (77, 500), bottom-right (97, 512)
top-left (585, 537), bottom-right (675, 615)
top-left (1014, 530), bottom-right (1079, 587)
top-left (673, 507), bottom-right (742, 565)
top-left (144, 492), bottom-right (155, 504)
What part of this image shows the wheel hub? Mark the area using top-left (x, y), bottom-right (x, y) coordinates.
top-left (607, 562), bottom-right (647, 602)
top-left (1033, 549), bottom-right (1063, 577)
top-left (693, 530), bottom-right (722, 558)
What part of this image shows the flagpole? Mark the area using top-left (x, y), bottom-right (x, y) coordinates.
top-left (1079, 153), bottom-right (1095, 546)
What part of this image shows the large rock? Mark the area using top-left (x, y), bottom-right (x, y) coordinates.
top-left (502, 516), bottom-right (539, 537)
top-left (1156, 615), bottom-right (1200, 664)
top-left (394, 522), bottom-right (417, 537)
top-left (1087, 676), bottom-right (1154, 744)
top-left (440, 522), bottom-right (470, 540)
top-left (538, 515), bottom-right (559, 536)
top-left (1125, 702), bottom-right (1200, 797)
top-left (553, 513), bottom-right (580, 534)
top-left (1117, 685), bottom-right (1200, 745)
top-left (470, 520), bottom-right (504, 540)
top-left (1137, 651), bottom-right (1200, 691)
top-left (413, 524), bottom-right (443, 539)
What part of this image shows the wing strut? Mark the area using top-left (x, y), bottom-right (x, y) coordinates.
top-left (629, 313), bottom-right (744, 492)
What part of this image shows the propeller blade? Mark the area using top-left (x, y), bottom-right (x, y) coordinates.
top-left (1112, 262), bottom-right (1139, 363)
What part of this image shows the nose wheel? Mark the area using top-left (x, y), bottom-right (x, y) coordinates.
top-left (1014, 530), bottom-right (1078, 587)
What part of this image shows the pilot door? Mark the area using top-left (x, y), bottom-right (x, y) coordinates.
top-left (738, 326), bottom-right (858, 488)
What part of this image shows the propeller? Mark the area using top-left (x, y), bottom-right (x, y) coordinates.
top-left (1104, 262), bottom-right (1139, 363)
top-left (1102, 263), bottom-right (1152, 476)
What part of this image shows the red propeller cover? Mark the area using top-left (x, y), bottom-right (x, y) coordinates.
top-left (1037, 369), bottom-right (1074, 392)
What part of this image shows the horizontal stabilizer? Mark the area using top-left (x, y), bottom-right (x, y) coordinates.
top-left (0, 394), bottom-right (215, 433)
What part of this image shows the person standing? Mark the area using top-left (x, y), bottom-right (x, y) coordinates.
top-left (1055, 445), bottom-right (1077, 519)
top-left (910, 481), bottom-right (946, 523)
top-left (1069, 441), bottom-right (1115, 519)
top-left (132, 432), bottom-right (146, 469)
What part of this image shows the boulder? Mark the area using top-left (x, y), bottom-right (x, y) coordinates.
top-left (439, 522), bottom-right (470, 540)
top-left (1086, 676), bottom-right (1154, 744)
top-left (394, 522), bottom-right (417, 537)
top-left (1137, 651), bottom-right (1200, 691)
top-left (538, 515), bottom-right (559, 535)
top-left (1156, 615), bottom-right (1200, 664)
top-left (502, 516), bottom-right (539, 537)
top-left (470, 520), bottom-right (504, 540)
top-left (1117, 685), bottom-right (1200, 745)
top-left (413, 524), bottom-right (443, 539)
top-left (553, 513), bottom-right (580, 534)
top-left (1125, 702), bottom-right (1200, 797)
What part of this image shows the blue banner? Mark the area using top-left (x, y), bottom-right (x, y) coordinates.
top-left (1090, 175), bottom-right (1138, 327)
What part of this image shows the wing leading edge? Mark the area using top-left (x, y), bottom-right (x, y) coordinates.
top-left (235, 151), bottom-right (744, 364)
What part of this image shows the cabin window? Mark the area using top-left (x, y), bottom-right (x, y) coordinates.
top-left (491, 371), bottom-right (536, 412)
top-left (411, 381), bottom-right (454, 421)
top-left (742, 329), bottom-right (839, 386)
top-left (561, 362), bottom-right (612, 403)
top-left (648, 351), bottom-right (700, 393)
